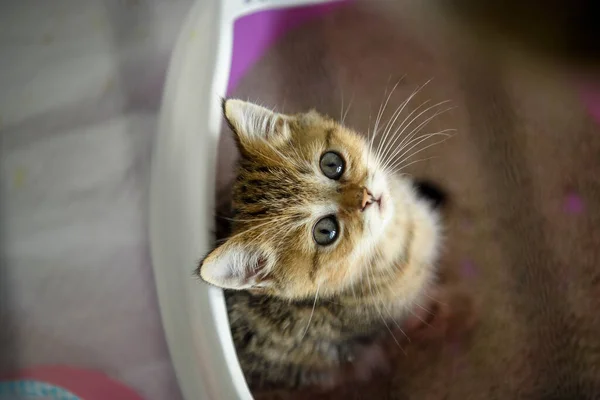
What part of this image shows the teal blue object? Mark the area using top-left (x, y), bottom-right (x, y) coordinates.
top-left (0, 380), bottom-right (80, 400)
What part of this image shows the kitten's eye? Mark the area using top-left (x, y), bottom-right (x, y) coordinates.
top-left (313, 215), bottom-right (339, 246)
top-left (319, 151), bottom-right (345, 180)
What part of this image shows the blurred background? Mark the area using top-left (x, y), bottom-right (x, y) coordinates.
top-left (1, 0), bottom-right (599, 399)
top-left (0, 1), bottom-right (193, 398)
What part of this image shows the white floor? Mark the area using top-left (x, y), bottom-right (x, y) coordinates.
top-left (0, 1), bottom-right (195, 398)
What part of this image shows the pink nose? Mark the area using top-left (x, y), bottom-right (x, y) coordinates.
top-left (361, 188), bottom-right (375, 210)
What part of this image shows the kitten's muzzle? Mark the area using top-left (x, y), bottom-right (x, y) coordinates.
top-left (340, 185), bottom-right (380, 212)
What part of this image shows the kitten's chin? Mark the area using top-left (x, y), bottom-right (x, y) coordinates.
top-left (380, 174), bottom-right (441, 272)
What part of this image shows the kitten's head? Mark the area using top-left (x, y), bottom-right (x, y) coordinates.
top-left (197, 99), bottom-right (439, 300)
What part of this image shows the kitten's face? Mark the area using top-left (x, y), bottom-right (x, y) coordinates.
top-left (199, 99), bottom-right (414, 300)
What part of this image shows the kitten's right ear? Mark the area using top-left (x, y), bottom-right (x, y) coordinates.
top-left (196, 241), bottom-right (274, 290)
top-left (222, 98), bottom-right (291, 148)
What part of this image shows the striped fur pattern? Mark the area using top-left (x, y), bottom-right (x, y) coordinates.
top-left (197, 99), bottom-right (441, 390)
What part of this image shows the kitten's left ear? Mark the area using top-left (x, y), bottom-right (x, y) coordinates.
top-left (222, 99), bottom-right (291, 146)
top-left (196, 241), bottom-right (274, 290)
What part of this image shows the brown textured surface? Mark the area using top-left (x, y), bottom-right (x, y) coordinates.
top-left (216, 2), bottom-right (600, 398)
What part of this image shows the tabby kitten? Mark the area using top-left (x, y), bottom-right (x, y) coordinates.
top-left (197, 99), bottom-right (442, 390)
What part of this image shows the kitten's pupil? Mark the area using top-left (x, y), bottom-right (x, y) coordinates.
top-left (319, 152), bottom-right (345, 180)
top-left (313, 215), bottom-right (339, 246)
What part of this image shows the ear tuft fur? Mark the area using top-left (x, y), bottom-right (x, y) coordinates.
top-left (198, 242), bottom-right (274, 290)
top-left (222, 99), bottom-right (291, 147)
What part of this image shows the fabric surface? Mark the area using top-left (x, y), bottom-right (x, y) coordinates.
top-left (219, 2), bottom-right (600, 399)
top-left (0, 1), bottom-right (193, 399)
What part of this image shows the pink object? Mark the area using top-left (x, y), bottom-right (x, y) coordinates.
top-left (0, 366), bottom-right (143, 399)
top-left (227, 1), bottom-right (348, 94)
top-left (580, 86), bottom-right (600, 124)
top-left (460, 260), bottom-right (477, 279)
top-left (564, 193), bottom-right (584, 214)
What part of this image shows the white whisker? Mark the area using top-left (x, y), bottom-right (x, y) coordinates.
top-left (368, 265), bottom-right (406, 354)
top-left (300, 283), bottom-right (321, 341)
top-left (406, 307), bottom-right (431, 329)
top-left (388, 156), bottom-right (438, 175)
top-left (392, 104), bottom-right (455, 154)
top-left (422, 292), bottom-right (446, 306)
top-left (379, 309), bottom-right (406, 354)
top-left (375, 95), bottom-right (422, 163)
top-left (376, 80), bottom-right (432, 163)
top-left (224, 214), bottom-right (296, 243)
top-left (386, 136), bottom-right (452, 174)
top-left (414, 302), bottom-right (435, 316)
top-left (340, 89), bottom-right (344, 122)
top-left (378, 99), bottom-right (435, 168)
top-left (385, 130), bottom-right (454, 172)
top-left (371, 76), bottom-right (405, 157)
top-left (342, 92), bottom-right (355, 125)
top-left (380, 101), bottom-right (452, 169)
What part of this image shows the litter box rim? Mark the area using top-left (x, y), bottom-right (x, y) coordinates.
top-left (149, 1), bottom-right (343, 399)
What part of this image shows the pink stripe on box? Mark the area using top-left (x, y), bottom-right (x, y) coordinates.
top-left (227, 1), bottom-right (349, 94)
